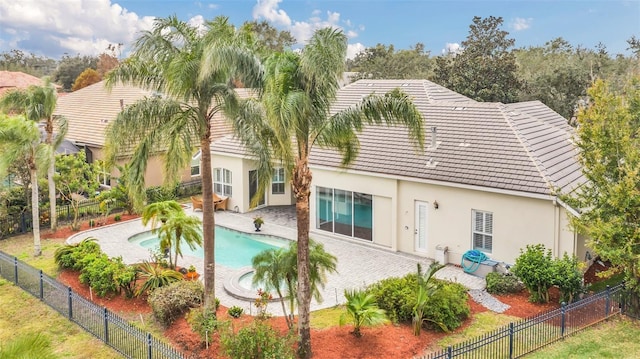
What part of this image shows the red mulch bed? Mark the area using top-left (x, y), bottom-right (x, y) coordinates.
top-left (47, 215), bottom-right (575, 358)
top-left (42, 213), bottom-right (140, 240)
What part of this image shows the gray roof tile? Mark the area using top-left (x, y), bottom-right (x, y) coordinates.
top-left (213, 79), bottom-right (585, 196)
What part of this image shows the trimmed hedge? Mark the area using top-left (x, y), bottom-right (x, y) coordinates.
top-left (148, 280), bottom-right (204, 327)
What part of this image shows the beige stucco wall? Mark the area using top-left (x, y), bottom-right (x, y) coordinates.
top-left (87, 146), bottom-right (191, 188)
top-left (209, 154), bottom-right (295, 213)
top-left (397, 181), bottom-right (573, 265)
top-left (309, 168), bottom-right (396, 249)
top-left (308, 168), bottom-right (581, 265)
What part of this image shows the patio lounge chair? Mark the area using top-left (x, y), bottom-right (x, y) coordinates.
top-left (213, 193), bottom-right (228, 211)
top-left (191, 196), bottom-right (203, 212)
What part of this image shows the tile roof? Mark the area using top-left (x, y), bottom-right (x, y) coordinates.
top-left (213, 79), bottom-right (585, 197)
top-left (0, 71), bottom-right (61, 95)
top-left (54, 81), bottom-right (247, 147)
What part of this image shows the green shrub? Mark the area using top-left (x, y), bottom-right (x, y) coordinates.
top-left (187, 307), bottom-right (223, 342)
top-left (78, 255), bottom-right (132, 297)
top-left (553, 253), bottom-right (583, 304)
top-left (228, 306), bottom-right (244, 318)
top-left (419, 280), bottom-right (470, 331)
top-left (485, 272), bottom-right (524, 295)
top-left (148, 280), bottom-right (204, 327)
top-left (54, 237), bottom-right (100, 270)
top-left (145, 185), bottom-right (177, 204)
top-left (135, 261), bottom-right (183, 296)
top-left (114, 214), bottom-right (122, 221)
top-left (220, 320), bottom-right (295, 359)
top-left (512, 244), bottom-right (555, 303)
top-left (366, 274), bottom-right (418, 323)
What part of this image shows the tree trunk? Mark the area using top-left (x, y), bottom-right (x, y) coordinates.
top-left (45, 120), bottom-right (57, 231)
top-left (30, 168), bottom-right (41, 257)
top-left (48, 156), bottom-right (57, 231)
top-left (201, 137), bottom-right (217, 310)
top-left (294, 156), bottom-right (313, 359)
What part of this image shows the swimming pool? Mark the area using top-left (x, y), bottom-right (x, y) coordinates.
top-left (128, 226), bottom-right (289, 269)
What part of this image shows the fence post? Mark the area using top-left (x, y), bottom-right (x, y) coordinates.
top-left (605, 285), bottom-right (611, 317)
top-left (560, 302), bottom-right (566, 337)
top-left (13, 256), bottom-right (18, 284)
top-left (509, 322), bottom-right (514, 359)
top-left (68, 287), bottom-right (73, 319)
top-left (39, 270), bottom-right (44, 299)
top-left (147, 332), bottom-right (152, 359)
top-left (104, 307), bottom-right (109, 344)
top-left (447, 345), bottom-right (452, 359)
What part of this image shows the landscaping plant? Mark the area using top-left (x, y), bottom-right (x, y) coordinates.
top-left (485, 272), bottom-right (524, 295)
top-left (187, 307), bottom-right (223, 343)
top-left (228, 306), bottom-right (244, 318)
top-left (135, 261), bottom-right (183, 296)
top-left (339, 288), bottom-right (388, 337)
top-left (220, 320), bottom-right (295, 359)
top-left (53, 237), bottom-right (100, 270)
top-left (412, 262), bottom-right (446, 335)
top-left (552, 253), bottom-right (584, 303)
top-left (511, 244), bottom-right (555, 303)
top-left (148, 280), bottom-right (204, 327)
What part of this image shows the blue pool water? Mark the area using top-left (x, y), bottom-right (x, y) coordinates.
top-left (128, 226), bottom-right (289, 269)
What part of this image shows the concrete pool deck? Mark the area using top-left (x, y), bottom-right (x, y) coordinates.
top-left (67, 205), bottom-right (485, 316)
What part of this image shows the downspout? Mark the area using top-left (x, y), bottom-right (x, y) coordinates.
top-left (553, 198), bottom-right (560, 257)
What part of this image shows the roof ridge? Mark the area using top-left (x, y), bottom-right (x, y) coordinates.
top-left (499, 104), bottom-right (556, 191)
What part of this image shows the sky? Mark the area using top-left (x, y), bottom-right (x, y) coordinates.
top-left (0, 0), bottom-right (638, 60)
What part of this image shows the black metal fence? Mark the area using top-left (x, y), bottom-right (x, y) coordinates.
top-left (0, 251), bottom-right (184, 359)
top-left (421, 284), bottom-right (628, 359)
top-left (0, 180), bottom-right (202, 239)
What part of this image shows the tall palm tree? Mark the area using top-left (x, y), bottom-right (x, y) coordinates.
top-left (234, 28), bottom-right (424, 357)
top-left (0, 115), bottom-right (51, 256)
top-left (156, 210), bottom-right (203, 269)
top-left (0, 78), bottom-right (65, 231)
top-left (104, 16), bottom-right (262, 310)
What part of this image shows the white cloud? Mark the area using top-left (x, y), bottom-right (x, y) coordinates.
top-left (347, 43), bottom-right (366, 59)
top-left (251, 0), bottom-right (361, 52)
top-left (442, 42), bottom-right (461, 55)
top-left (511, 17), bottom-right (533, 31)
top-left (0, 0), bottom-right (154, 58)
top-left (252, 0), bottom-right (292, 27)
top-left (187, 15), bottom-right (207, 35)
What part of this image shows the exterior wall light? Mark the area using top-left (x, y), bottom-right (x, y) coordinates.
top-left (434, 201), bottom-right (439, 209)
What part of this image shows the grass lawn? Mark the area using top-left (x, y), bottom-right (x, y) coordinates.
top-left (525, 316), bottom-right (640, 358)
top-left (0, 277), bottom-right (120, 358)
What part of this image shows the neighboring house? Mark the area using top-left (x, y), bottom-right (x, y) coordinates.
top-left (0, 70), bottom-right (62, 96)
top-left (54, 81), bottom-right (245, 189)
top-left (211, 79), bottom-right (587, 265)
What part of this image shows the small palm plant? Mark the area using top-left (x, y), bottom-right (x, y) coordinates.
top-left (412, 262), bottom-right (446, 335)
top-left (339, 288), bottom-right (388, 337)
top-left (135, 261), bottom-right (183, 297)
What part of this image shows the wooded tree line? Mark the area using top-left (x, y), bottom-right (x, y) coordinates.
top-left (2, 16), bottom-right (637, 120)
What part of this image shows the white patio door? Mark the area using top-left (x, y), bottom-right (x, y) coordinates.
top-left (415, 201), bottom-right (428, 252)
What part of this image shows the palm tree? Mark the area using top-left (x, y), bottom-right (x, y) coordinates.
top-left (104, 16), bottom-right (262, 310)
top-left (156, 210), bottom-right (203, 269)
top-left (0, 77), bottom-right (67, 231)
top-left (339, 288), bottom-right (388, 337)
top-left (251, 247), bottom-right (294, 327)
top-left (0, 78), bottom-right (65, 231)
top-left (141, 200), bottom-right (185, 268)
top-left (233, 27), bottom-right (424, 357)
top-left (0, 115), bottom-right (51, 256)
top-left (252, 239), bottom-right (337, 331)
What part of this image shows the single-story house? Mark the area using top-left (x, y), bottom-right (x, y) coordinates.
top-left (54, 81), bottom-right (247, 190)
top-left (0, 70), bottom-right (62, 96)
top-left (210, 79), bottom-right (588, 266)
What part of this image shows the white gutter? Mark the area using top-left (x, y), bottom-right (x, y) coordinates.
top-left (554, 197), bottom-right (581, 218)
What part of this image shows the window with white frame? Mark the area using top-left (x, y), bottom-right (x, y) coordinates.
top-left (96, 161), bottom-right (111, 189)
top-left (214, 168), bottom-right (232, 196)
top-left (472, 210), bottom-right (493, 252)
top-left (272, 168), bottom-right (285, 194)
top-left (190, 150), bottom-right (201, 177)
